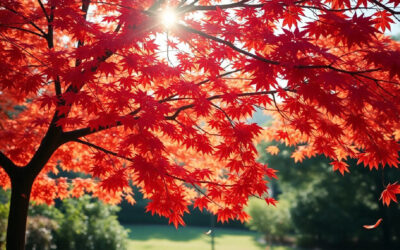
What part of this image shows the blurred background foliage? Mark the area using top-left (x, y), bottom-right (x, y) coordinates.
top-left (0, 191), bottom-right (9, 250)
top-left (246, 141), bottom-right (400, 250)
top-left (0, 192), bottom-right (128, 250)
top-left (245, 197), bottom-right (292, 244)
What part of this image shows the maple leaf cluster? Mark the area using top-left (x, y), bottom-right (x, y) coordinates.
top-left (0, 0), bottom-right (400, 228)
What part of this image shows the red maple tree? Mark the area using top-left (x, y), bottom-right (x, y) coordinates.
top-left (1, 0), bottom-right (400, 249)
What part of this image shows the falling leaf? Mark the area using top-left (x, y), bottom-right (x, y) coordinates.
top-left (363, 218), bottom-right (382, 229)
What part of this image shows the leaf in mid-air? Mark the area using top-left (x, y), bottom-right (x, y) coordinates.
top-left (363, 218), bottom-right (383, 229)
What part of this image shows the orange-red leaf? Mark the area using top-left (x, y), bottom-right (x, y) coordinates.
top-left (380, 183), bottom-right (400, 206)
top-left (330, 161), bottom-right (350, 175)
top-left (291, 150), bottom-right (305, 163)
top-left (266, 145), bottom-right (280, 155)
top-left (373, 11), bottom-right (394, 32)
top-left (265, 197), bottom-right (277, 207)
top-left (363, 218), bottom-right (383, 229)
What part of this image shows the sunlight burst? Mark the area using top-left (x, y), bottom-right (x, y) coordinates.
top-left (161, 8), bottom-right (177, 28)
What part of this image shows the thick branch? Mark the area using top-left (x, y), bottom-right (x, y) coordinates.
top-left (46, 2), bottom-right (55, 49)
top-left (37, 0), bottom-right (50, 22)
top-left (62, 104), bottom-right (141, 141)
top-left (0, 151), bottom-right (17, 176)
top-left (54, 76), bottom-right (61, 96)
top-left (63, 89), bottom-right (288, 140)
top-left (26, 127), bottom-right (65, 176)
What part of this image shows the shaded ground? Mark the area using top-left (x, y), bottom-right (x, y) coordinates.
top-left (125, 224), bottom-right (297, 250)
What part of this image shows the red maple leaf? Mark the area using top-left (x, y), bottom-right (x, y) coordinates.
top-left (330, 161), bottom-right (350, 175)
top-left (373, 11), bottom-right (394, 32)
top-left (380, 183), bottom-right (400, 206)
top-left (265, 197), bottom-right (277, 207)
top-left (266, 145), bottom-right (280, 155)
top-left (282, 6), bottom-right (304, 28)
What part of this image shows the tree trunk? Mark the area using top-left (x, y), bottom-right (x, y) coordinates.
top-left (6, 174), bottom-right (34, 250)
top-left (3, 106), bottom-right (63, 250)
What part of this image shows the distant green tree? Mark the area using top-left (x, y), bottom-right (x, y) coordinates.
top-left (25, 216), bottom-right (58, 250)
top-left (51, 196), bottom-right (128, 250)
top-left (0, 190), bottom-right (9, 250)
top-left (26, 195), bottom-right (129, 250)
top-left (257, 141), bottom-right (400, 249)
top-left (245, 197), bottom-right (292, 244)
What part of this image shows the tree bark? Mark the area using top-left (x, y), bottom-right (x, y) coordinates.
top-left (3, 118), bottom-right (64, 249)
top-left (6, 172), bottom-right (34, 250)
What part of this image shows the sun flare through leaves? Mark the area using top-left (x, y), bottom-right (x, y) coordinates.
top-left (160, 8), bottom-right (177, 28)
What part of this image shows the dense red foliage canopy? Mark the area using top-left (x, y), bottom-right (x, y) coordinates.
top-left (1, 0), bottom-right (400, 229)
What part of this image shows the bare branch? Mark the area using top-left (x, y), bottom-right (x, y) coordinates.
top-left (209, 103), bottom-right (235, 127)
top-left (37, 0), bottom-right (50, 22)
top-left (1, 5), bottom-right (47, 37)
top-left (148, 0), bottom-right (166, 11)
top-left (0, 24), bottom-right (45, 38)
top-left (0, 33), bottom-right (47, 66)
top-left (180, 24), bottom-right (390, 83)
top-left (74, 138), bottom-right (123, 159)
top-left (180, 0), bottom-right (256, 12)
top-left (369, 0), bottom-right (400, 15)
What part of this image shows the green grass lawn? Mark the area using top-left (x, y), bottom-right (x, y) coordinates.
top-left (125, 224), bottom-right (295, 250)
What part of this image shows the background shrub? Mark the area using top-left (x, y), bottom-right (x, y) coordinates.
top-left (257, 141), bottom-right (400, 249)
top-left (0, 190), bottom-right (9, 250)
top-left (245, 197), bottom-right (293, 243)
top-left (28, 195), bottom-right (129, 250)
top-left (25, 216), bottom-right (58, 250)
